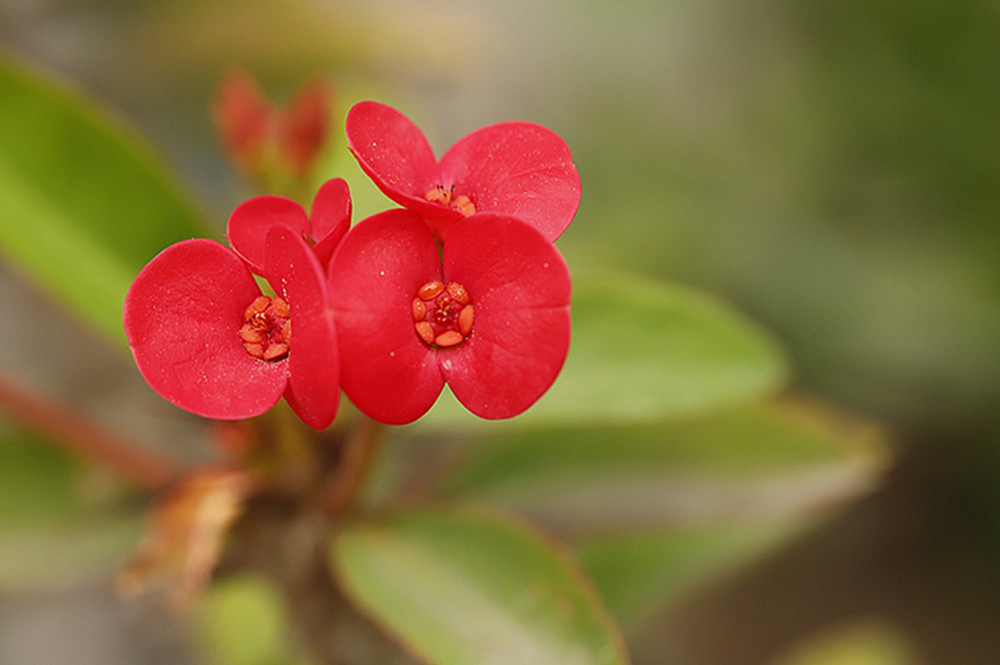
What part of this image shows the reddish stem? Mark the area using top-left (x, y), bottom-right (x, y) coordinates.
top-left (0, 374), bottom-right (180, 490)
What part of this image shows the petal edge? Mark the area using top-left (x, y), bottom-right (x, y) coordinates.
top-left (124, 239), bottom-right (288, 420)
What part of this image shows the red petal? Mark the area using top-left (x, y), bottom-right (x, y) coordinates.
top-left (345, 101), bottom-right (450, 223)
top-left (309, 178), bottom-right (352, 266)
top-left (439, 121), bottom-right (580, 241)
top-left (227, 195), bottom-right (309, 275)
top-left (212, 69), bottom-right (270, 170)
top-left (265, 225), bottom-right (340, 429)
top-left (441, 214), bottom-right (571, 419)
top-left (123, 239), bottom-right (288, 420)
top-left (328, 209), bottom-right (445, 424)
top-left (280, 77), bottom-right (332, 176)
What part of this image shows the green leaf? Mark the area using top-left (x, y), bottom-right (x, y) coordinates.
top-left (0, 55), bottom-right (214, 345)
top-left (422, 271), bottom-right (789, 428)
top-left (0, 420), bottom-right (142, 589)
top-left (0, 517), bottom-right (142, 589)
top-left (0, 427), bottom-right (81, 529)
top-left (330, 507), bottom-right (630, 665)
top-left (198, 574), bottom-right (302, 665)
top-left (575, 522), bottom-right (800, 636)
top-left (440, 401), bottom-right (886, 529)
top-left (770, 619), bottom-right (919, 665)
top-left (433, 401), bottom-right (888, 636)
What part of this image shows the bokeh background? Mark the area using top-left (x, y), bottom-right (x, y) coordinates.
top-left (1, 0), bottom-right (999, 663)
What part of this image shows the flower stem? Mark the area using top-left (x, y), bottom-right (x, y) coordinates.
top-left (0, 374), bottom-right (180, 490)
top-left (323, 414), bottom-right (384, 517)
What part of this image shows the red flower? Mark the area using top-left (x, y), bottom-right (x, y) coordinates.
top-left (328, 209), bottom-right (571, 424)
top-left (123, 226), bottom-right (340, 429)
top-left (346, 101), bottom-right (581, 242)
top-left (212, 69), bottom-right (269, 173)
top-left (227, 178), bottom-right (351, 274)
top-left (212, 69), bottom-right (333, 182)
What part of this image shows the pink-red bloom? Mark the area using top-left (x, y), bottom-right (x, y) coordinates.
top-left (130, 97), bottom-right (577, 428)
top-left (328, 209), bottom-right (571, 425)
top-left (346, 101), bottom-right (581, 242)
top-left (123, 226), bottom-right (339, 429)
top-left (227, 178), bottom-right (351, 274)
top-left (213, 69), bottom-right (333, 182)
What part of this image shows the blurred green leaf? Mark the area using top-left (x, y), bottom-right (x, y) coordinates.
top-left (440, 401), bottom-right (886, 530)
top-left (0, 427), bottom-right (81, 529)
top-left (577, 522), bottom-right (798, 636)
top-left (434, 401), bottom-right (887, 636)
top-left (423, 271), bottom-right (789, 428)
top-left (0, 421), bottom-right (142, 589)
top-left (0, 517), bottom-right (142, 589)
top-left (0, 55), bottom-right (214, 345)
top-left (769, 619), bottom-right (919, 665)
top-left (330, 507), bottom-right (629, 665)
top-left (198, 573), bottom-right (302, 665)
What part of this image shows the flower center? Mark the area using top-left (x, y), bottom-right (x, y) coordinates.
top-left (412, 280), bottom-right (475, 348)
top-left (240, 295), bottom-right (291, 361)
top-left (424, 184), bottom-right (476, 216)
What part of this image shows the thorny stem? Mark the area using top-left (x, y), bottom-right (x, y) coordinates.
top-left (0, 374), bottom-right (180, 490)
top-left (322, 414), bottom-right (385, 518)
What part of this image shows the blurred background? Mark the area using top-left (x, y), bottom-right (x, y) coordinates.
top-left (1, 0), bottom-right (999, 663)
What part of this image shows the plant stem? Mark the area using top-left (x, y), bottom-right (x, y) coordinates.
top-left (0, 374), bottom-right (180, 490)
top-left (323, 414), bottom-right (384, 517)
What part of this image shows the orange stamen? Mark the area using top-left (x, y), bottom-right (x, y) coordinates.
top-left (412, 298), bottom-right (427, 321)
top-left (411, 280), bottom-right (475, 348)
top-left (458, 304), bottom-right (475, 336)
top-left (424, 185), bottom-right (476, 216)
top-left (272, 296), bottom-right (290, 318)
top-left (414, 321), bottom-right (436, 344)
top-left (240, 295), bottom-right (292, 361)
top-left (447, 282), bottom-right (470, 305)
top-left (263, 343), bottom-right (289, 361)
top-left (418, 281), bottom-right (445, 300)
top-left (434, 331), bottom-right (464, 347)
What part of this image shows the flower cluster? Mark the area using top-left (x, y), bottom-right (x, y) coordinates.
top-left (125, 101), bottom-right (580, 427)
top-left (212, 69), bottom-right (333, 185)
